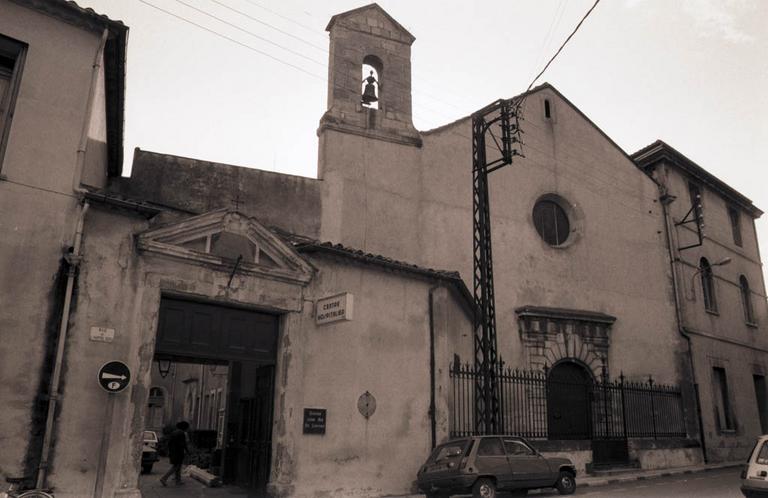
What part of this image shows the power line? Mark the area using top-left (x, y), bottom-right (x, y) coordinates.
top-left (138, 0), bottom-right (324, 80)
top-left (243, 0), bottom-right (328, 38)
top-left (517, 0), bottom-right (601, 112)
top-left (209, 0), bottom-right (328, 52)
top-left (170, 0), bottom-right (324, 66)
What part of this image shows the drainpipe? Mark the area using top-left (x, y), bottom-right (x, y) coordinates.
top-left (72, 28), bottom-right (109, 193)
top-left (35, 26), bottom-right (108, 490)
top-left (36, 201), bottom-right (90, 489)
top-left (428, 286), bottom-right (438, 450)
top-left (659, 193), bottom-right (708, 463)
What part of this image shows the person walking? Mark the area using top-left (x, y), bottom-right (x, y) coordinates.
top-left (159, 421), bottom-right (190, 486)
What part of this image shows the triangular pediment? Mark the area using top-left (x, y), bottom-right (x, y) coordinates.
top-left (326, 3), bottom-right (415, 44)
top-left (136, 209), bottom-right (314, 285)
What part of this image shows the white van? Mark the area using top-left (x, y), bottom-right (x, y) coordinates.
top-left (742, 435), bottom-right (768, 497)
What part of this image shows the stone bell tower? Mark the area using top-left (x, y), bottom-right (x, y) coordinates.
top-left (316, 3), bottom-right (424, 262)
top-left (318, 3), bottom-right (421, 148)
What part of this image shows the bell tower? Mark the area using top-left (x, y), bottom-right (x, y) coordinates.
top-left (319, 3), bottom-right (421, 147)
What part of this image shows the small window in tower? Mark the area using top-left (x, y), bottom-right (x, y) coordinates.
top-left (362, 55), bottom-right (382, 109)
top-left (544, 99), bottom-right (551, 119)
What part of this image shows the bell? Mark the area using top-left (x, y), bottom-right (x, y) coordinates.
top-left (362, 83), bottom-right (378, 104)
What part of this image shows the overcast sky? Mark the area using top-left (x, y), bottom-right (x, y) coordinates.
top-left (81, 0), bottom-right (768, 282)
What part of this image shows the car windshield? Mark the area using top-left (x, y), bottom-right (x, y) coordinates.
top-left (427, 440), bottom-right (470, 463)
top-left (143, 431), bottom-right (157, 442)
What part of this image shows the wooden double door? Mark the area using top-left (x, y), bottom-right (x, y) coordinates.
top-left (155, 297), bottom-right (278, 494)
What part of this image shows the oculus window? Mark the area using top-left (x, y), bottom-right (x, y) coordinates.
top-left (533, 198), bottom-right (570, 246)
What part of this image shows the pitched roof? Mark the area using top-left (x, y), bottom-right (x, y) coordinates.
top-left (632, 139), bottom-right (762, 218)
top-left (325, 3), bottom-right (415, 44)
top-left (13, 0), bottom-right (127, 177)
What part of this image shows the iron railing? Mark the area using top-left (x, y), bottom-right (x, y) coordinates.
top-left (450, 362), bottom-right (687, 440)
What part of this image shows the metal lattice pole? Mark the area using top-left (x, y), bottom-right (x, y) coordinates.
top-left (471, 99), bottom-right (521, 435)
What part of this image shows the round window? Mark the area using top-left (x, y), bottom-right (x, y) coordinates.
top-left (532, 199), bottom-right (570, 246)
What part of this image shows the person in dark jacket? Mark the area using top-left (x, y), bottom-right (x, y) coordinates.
top-left (159, 421), bottom-right (190, 486)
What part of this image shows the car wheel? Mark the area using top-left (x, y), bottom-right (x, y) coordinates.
top-left (555, 470), bottom-right (576, 495)
top-left (472, 477), bottom-right (497, 498)
top-left (142, 464), bottom-right (153, 474)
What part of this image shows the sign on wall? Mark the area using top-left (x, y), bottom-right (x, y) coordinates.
top-left (315, 292), bottom-right (354, 325)
top-left (90, 326), bottom-right (115, 343)
top-left (303, 408), bottom-right (327, 434)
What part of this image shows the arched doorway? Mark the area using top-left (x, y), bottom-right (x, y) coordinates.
top-left (547, 361), bottom-right (593, 439)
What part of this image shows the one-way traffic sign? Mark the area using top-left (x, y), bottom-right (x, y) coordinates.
top-left (98, 361), bottom-right (131, 393)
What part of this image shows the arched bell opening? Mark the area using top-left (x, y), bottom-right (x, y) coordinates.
top-left (546, 360), bottom-right (594, 439)
top-left (361, 54), bottom-right (383, 109)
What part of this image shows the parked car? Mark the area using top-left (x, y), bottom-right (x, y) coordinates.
top-left (417, 435), bottom-right (576, 497)
top-left (141, 431), bottom-right (160, 474)
top-left (741, 435), bottom-right (768, 497)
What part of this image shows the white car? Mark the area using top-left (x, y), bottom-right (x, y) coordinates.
top-left (141, 431), bottom-right (159, 474)
top-left (742, 435), bottom-right (768, 497)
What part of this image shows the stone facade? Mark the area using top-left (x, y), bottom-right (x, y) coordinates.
top-left (1, 2), bottom-right (766, 498)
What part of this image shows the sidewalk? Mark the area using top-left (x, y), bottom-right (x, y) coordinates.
top-left (388, 461), bottom-right (742, 497)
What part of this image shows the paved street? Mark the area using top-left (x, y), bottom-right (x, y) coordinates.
top-left (535, 466), bottom-right (743, 497)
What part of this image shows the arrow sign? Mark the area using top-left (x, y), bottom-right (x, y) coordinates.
top-left (98, 361), bottom-right (131, 393)
top-left (101, 373), bottom-right (127, 380)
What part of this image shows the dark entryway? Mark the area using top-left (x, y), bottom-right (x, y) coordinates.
top-left (150, 297), bottom-right (279, 495)
top-left (547, 361), bottom-right (593, 439)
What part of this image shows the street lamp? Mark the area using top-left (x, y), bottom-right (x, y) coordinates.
top-left (689, 257), bottom-right (731, 299)
top-left (157, 358), bottom-right (172, 378)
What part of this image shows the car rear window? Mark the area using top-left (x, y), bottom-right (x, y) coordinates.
top-left (428, 440), bottom-right (470, 463)
top-left (143, 431), bottom-right (157, 441)
top-left (757, 441), bottom-right (768, 465)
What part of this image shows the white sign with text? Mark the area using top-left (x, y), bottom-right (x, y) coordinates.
top-left (316, 293), bottom-right (354, 325)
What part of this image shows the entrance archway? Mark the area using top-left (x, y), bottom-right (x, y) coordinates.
top-left (546, 361), bottom-right (593, 439)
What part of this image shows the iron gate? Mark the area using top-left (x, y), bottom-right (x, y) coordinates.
top-left (450, 361), bottom-right (687, 446)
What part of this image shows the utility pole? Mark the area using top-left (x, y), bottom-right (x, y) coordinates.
top-left (472, 98), bottom-right (522, 434)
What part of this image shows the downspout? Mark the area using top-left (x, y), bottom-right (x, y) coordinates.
top-left (36, 201), bottom-right (90, 489)
top-left (660, 192), bottom-right (708, 463)
top-left (428, 286), bottom-right (438, 450)
top-left (35, 27), bottom-right (108, 489)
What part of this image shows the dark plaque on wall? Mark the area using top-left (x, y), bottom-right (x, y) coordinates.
top-left (303, 408), bottom-right (326, 435)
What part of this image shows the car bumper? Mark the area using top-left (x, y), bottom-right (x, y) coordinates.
top-left (742, 480), bottom-right (768, 498)
top-left (142, 452), bottom-right (159, 464)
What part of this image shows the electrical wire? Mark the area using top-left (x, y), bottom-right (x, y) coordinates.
top-left (209, 0), bottom-right (328, 52)
top-left (517, 0), bottom-right (602, 113)
top-left (170, 0), bottom-right (324, 66)
top-left (138, 0), bottom-right (324, 79)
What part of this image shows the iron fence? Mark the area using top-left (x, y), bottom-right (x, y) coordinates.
top-left (450, 361), bottom-right (687, 440)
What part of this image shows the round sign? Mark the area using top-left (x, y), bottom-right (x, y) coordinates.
top-left (357, 391), bottom-right (376, 419)
top-left (98, 361), bottom-right (131, 393)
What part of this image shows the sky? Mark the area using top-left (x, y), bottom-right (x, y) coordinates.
top-left (80, 0), bottom-right (768, 282)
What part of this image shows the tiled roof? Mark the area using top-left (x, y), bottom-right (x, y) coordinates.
top-left (283, 235), bottom-right (475, 312)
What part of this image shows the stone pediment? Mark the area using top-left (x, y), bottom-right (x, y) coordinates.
top-left (326, 3), bottom-right (415, 44)
top-left (136, 209), bottom-right (314, 285)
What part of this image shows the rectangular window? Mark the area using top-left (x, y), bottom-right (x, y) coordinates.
top-left (0, 34), bottom-right (26, 172)
top-left (728, 206), bottom-right (743, 247)
top-left (712, 367), bottom-right (735, 431)
top-left (754, 375), bottom-right (768, 434)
